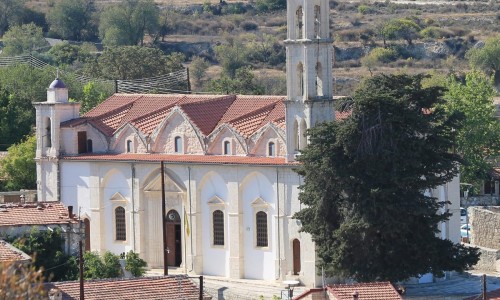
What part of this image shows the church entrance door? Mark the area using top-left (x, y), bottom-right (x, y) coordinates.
top-left (165, 210), bottom-right (182, 267)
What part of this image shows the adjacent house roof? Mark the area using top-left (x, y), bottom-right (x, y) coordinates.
top-left (0, 240), bottom-right (31, 263)
top-left (44, 275), bottom-right (211, 300)
top-left (0, 202), bottom-right (77, 227)
top-left (61, 94), bottom-right (286, 139)
top-left (295, 282), bottom-right (403, 300)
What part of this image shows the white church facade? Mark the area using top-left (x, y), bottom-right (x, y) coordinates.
top-left (34, 0), bottom-right (461, 287)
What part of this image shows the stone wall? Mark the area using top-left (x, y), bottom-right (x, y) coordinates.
top-left (461, 196), bottom-right (500, 207)
top-left (472, 246), bottom-right (500, 273)
top-left (470, 207), bottom-right (500, 249)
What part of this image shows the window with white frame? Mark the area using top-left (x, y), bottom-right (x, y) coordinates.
top-left (268, 141), bottom-right (276, 157)
top-left (213, 210), bottom-right (224, 246)
top-left (174, 136), bottom-right (182, 153)
top-left (256, 211), bottom-right (268, 247)
top-left (126, 140), bottom-right (132, 153)
top-left (115, 206), bottom-right (126, 241)
top-left (223, 140), bottom-right (231, 155)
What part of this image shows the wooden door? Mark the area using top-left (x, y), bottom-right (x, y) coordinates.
top-left (293, 239), bottom-right (301, 275)
top-left (166, 223), bottom-right (177, 266)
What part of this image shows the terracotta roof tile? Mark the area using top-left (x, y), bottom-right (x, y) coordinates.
top-left (0, 240), bottom-right (30, 262)
top-left (45, 275), bottom-right (210, 300)
top-left (0, 202), bottom-right (77, 227)
top-left (327, 282), bottom-right (403, 300)
top-left (180, 95), bottom-right (236, 136)
top-left (61, 153), bottom-right (292, 166)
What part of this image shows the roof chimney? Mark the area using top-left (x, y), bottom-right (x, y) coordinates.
top-left (68, 206), bottom-right (73, 219)
top-left (352, 291), bottom-right (359, 300)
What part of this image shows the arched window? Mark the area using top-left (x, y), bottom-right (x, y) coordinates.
top-left (126, 140), bottom-right (132, 153)
top-left (297, 63), bottom-right (304, 98)
top-left (314, 5), bottom-right (321, 38)
top-left (44, 117), bottom-right (52, 148)
top-left (295, 6), bottom-right (303, 39)
top-left (256, 211), bottom-right (268, 247)
top-left (268, 142), bottom-right (275, 157)
top-left (223, 140), bottom-right (231, 155)
top-left (174, 136), bottom-right (182, 153)
top-left (87, 139), bottom-right (93, 153)
top-left (213, 210), bottom-right (224, 246)
top-left (316, 62), bottom-right (323, 97)
top-left (115, 206), bottom-right (126, 241)
top-left (300, 119), bottom-right (307, 150)
top-left (293, 120), bottom-right (299, 151)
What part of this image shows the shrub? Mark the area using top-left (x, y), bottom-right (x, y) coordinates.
top-left (83, 251), bottom-right (122, 280)
top-left (420, 27), bottom-right (453, 39)
top-left (125, 251), bottom-right (148, 277)
top-left (358, 4), bottom-right (370, 14)
top-left (241, 21), bottom-right (259, 31)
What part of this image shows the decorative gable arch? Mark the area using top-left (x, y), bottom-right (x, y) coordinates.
top-left (206, 124), bottom-right (248, 155)
top-left (150, 107), bottom-right (205, 154)
top-left (143, 168), bottom-right (186, 193)
top-left (110, 123), bottom-right (147, 153)
top-left (249, 122), bottom-right (286, 156)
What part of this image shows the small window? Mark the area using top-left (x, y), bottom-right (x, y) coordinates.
top-left (223, 141), bottom-right (231, 155)
top-left (126, 140), bottom-right (132, 153)
top-left (115, 206), bottom-right (126, 241)
top-left (78, 131), bottom-right (87, 154)
top-left (87, 139), bottom-right (93, 153)
top-left (45, 117), bottom-right (52, 148)
top-left (256, 211), bottom-right (268, 247)
top-left (268, 142), bottom-right (275, 157)
top-left (174, 136), bottom-right (182, 153)
top-left (213, 210), bottom-right (224, 246)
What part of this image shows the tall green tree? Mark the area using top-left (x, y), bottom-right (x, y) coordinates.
top-left (99, 0), bottom-right (159, 46)
top-left (0, 0), bottom-right (26, 36)
top-left (46, 0), bottom-right (97, 41)
top-left (1, 23), bottom-right (48, 55)
top-left (11, 228), bottom-right (79, 281)
top-left (379, 18), bottom-right (421, 46)
top-left (0, 135), bottom-right (36, 191)
top-left (295, 74), bottom-right (479, 282)
top-left (209, 66), bottom-right (264, 95)
top-left (79, 81), bottom-right (113, 114)
top-left (466, 36), bottom-right (500, 84)
top-left (214, 37), bottom-right (249, 77)
top-left (444, 71), bottom-right (500, 185)
top-left (84, 46), bottom-right (184, 80)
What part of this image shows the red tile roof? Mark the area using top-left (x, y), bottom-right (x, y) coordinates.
top-left (0, 240), bottom-right (30, 263)
top-left (0, 202), bottom-right (77, 227)
top-left (295, 282), bottom-right (402, 300)
top-left (62, 94), bottom-right (287, 139)
top-left (61, 153), bottom-right (292, 166)
top-left (44, 275), bottom-right (211, 300)
top-left (327, 282), bottom-right (402, 300)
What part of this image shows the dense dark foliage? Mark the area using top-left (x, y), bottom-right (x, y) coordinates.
top-left (295, 74), bottom-right (480, 282)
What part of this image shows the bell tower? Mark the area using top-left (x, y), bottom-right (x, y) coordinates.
top-left (284, 0), bottom-right (335, 162)
top-left (33, 77), bottom-right (80, 202)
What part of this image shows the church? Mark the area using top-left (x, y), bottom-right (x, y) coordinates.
top-left (34, 0), bottom-right (461, 287)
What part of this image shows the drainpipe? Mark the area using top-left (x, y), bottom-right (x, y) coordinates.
top-left (276, 167), bottom-right (281, 280)
top-left (188, 166), bottom-right (194, 272)
top-left (131, 163), bottom-right (136, 252)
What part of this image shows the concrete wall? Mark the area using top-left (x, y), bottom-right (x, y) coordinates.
top-left (470, 207), bottom-right (500, 249)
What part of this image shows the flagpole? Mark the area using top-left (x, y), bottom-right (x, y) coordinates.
top-left (161, 161), bottom-right (168, 275)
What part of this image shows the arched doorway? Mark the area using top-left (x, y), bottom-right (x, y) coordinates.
top-left (293, 239), bottom-right (301, 275)
top-left (165, 210), bottom-right (182, 267)
top-left (84, 218), bottom-right (90, 252)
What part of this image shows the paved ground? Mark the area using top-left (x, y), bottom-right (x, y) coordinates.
top-left (147, 269), bottom-right (500, 300)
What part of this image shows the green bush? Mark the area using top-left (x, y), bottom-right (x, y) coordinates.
top-left (420, 26), bottom-right (453, 39)
top-left (125, 251), bottom-right (148, 277)
top-left (358, 4), bottom-right (370, 14)
top-left (241, 21), bottom-right (258, 31)
top-left (83, 251), bottom-right (122, 279)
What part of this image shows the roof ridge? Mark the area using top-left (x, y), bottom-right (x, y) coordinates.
top-left (179, 94), bottom-right (236, 107)
top-left (84, 95), bottom-right (142, 117)
top-left (229, 101), bottom-right (278, 125)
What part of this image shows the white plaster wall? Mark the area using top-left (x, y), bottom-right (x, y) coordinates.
top-left (111, 126), bottom-right (144, 154)
top-left (199, 172), bottom-right (229, 276)
top-left (241, 172), bottom-right (277, 280)
top-left (61, 125), bottom-right (108, 155)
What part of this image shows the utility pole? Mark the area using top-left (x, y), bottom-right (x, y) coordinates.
top-left (482, 274), bottom-right (487, 300)
top-left (79, 240), bottom-right (84, 300)
top-left (161, 161), bottom-right (168, 275)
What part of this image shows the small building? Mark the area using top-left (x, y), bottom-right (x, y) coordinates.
top-left (44, 275), bottom-right (211, 300)
top-left (0, 202), bottom-right (81, 255)
top-left (295, 282), bottom-right (403, 300)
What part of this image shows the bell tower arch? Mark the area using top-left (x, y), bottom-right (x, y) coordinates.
top-left (285, 0), bottom-right (335, 161)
